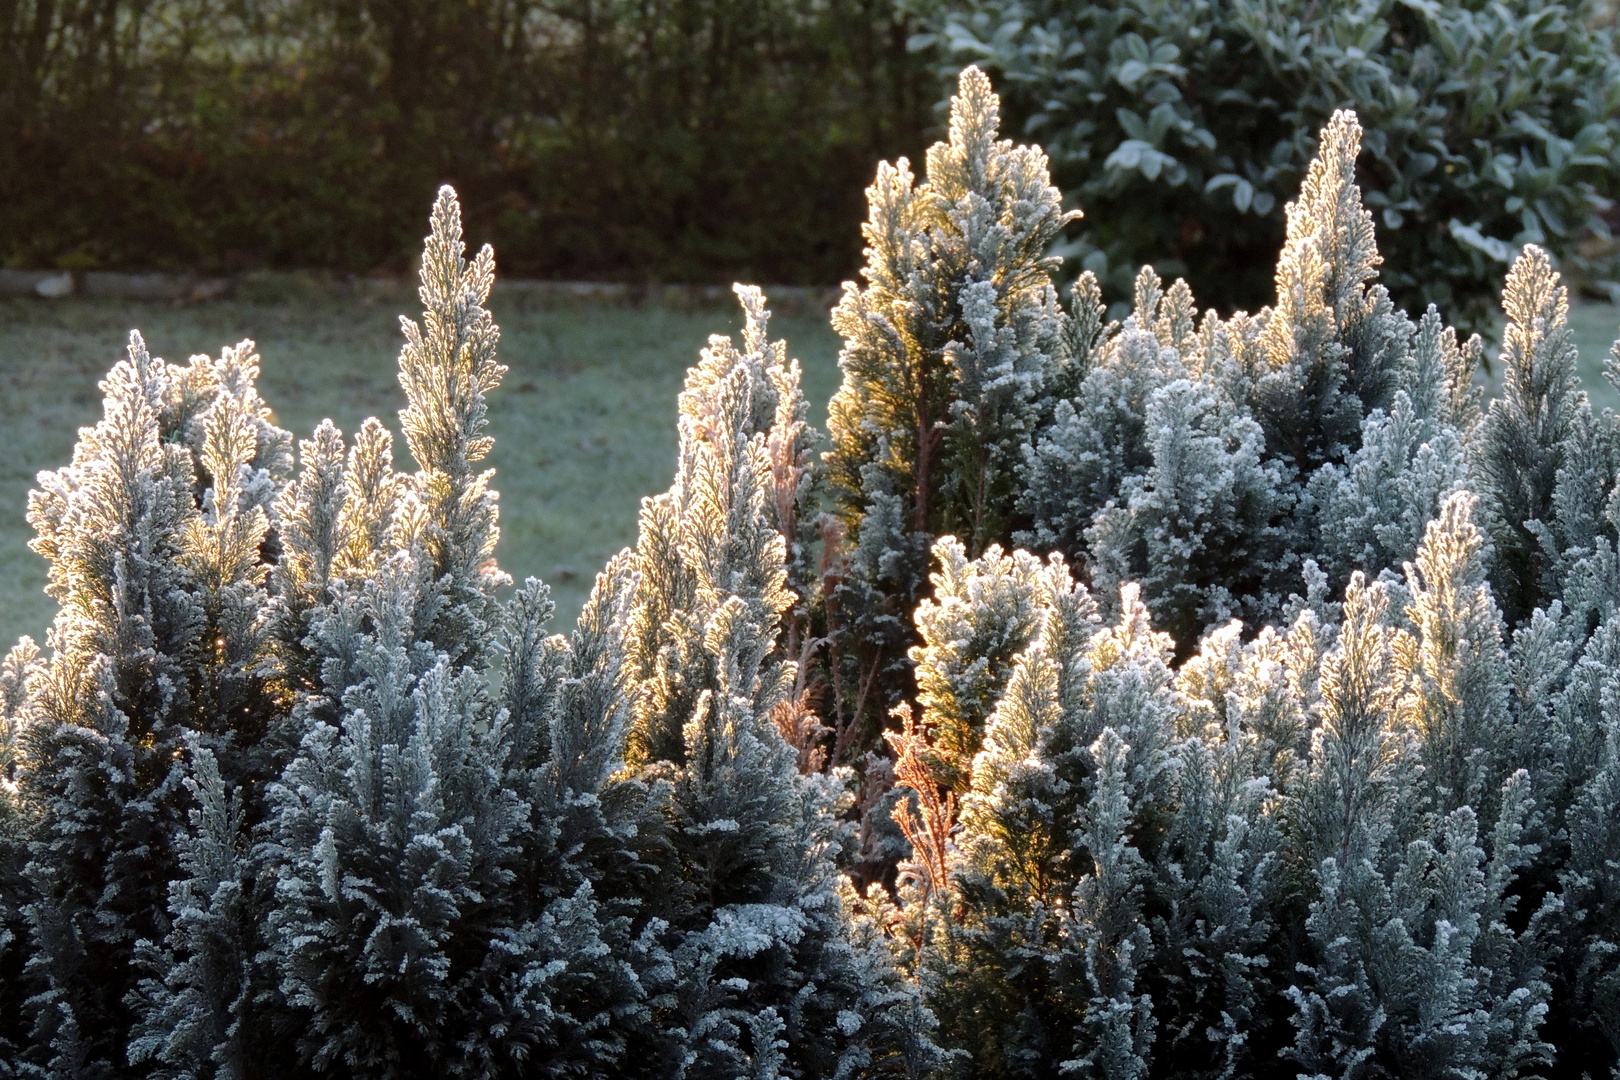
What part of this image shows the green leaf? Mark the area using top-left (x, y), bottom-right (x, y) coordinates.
top-left (1107, 140), bottom-right (1145, 170)
top-left (1448, 219), bottom-right (1515, 261)
top-left (1116, 60), bottom-right (1150, 88)
top-left (1233, 179), bottom-right (1254, 212)
top-left (1117, 109), bottom-right (1149, 141)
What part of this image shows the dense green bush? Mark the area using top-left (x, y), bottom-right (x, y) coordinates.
top-left (823, 73), bottom-right (1620, 1074)
top-left (0, 189), bottom-right (939, 1078)
top-left (0, 0), bottom-right (927, 282)
top-left (910, 0), bottom-right (1620, 330)
top-left (5, 64), bottom-right (1620, 1080)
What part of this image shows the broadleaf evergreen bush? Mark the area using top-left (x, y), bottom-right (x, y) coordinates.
top-left (911, 0), bottom-right (1620, 331)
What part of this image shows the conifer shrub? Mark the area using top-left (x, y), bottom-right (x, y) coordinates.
top-left (615, 283), bottom-right (944, 1077)
top-left (2, 62), bottom-right (1620, 1080)
top-left (851, 73), bottom-right (1620, 1079)
top-left (910, 0), bottom-right (1620, 331)
top-left (0, 189), bottom-right (936, 1078)
top-left (822, 65), bottom-right (1073, 754)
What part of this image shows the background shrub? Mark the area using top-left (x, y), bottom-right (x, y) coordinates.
top-left (911, 0), bottom-right (1620, 331)
top-left (0, 0), bottom-right (928, 283)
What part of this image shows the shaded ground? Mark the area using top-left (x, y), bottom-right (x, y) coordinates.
top-left (0, 286), bottom-right (1615, 650)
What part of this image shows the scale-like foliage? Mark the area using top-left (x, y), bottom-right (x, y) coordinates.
top-left (925, 574), bottom-right (1290, 1078)
top-left (1286, 525), bottom-right (1553, 1077)
top-left (1086, 375), bottom-right (1282, 651)
top-left (824, 63), bottom-right (1073, 744)
top-left (909, 540), bottom-right (1074, 792)
top-left (0, 640), bottom-right (36, 1075)
top-left (620, 289), bottom-right (942, 1077)
top-left (1397, 494), bottom-right (1513, 815)
top-left (1476, 246), bottom-right (1588, 628)
top-left (1560, 656), bottom-right (1620, 1066)
top-left (258, 190), bottom-right (660, 1078)
top-left (1020, 108), bottom-right (1493, 658)
top-left (1311, 309), bottom-right (1477, 589)
top-left (6, 62), bottom-right (1620, 1080)
top-left (127, 747), bottom-right (255, 1080)
top-left (394, 189), bottom-right (510, 669)
top-left (15, 329), bottom-right (291, 1077)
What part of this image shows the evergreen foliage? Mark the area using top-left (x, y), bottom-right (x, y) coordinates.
top-left (0, 639), bottom-right (36, 1075)
top-left (15, 327), bottom-right (291, 1077)
top-left (2, 66), bottom-right (1620, 1080)
top-left (865, 75), bottom-right (1618, 1078)
top-left (908, 540), bottom-right (1073, 793)
top-left (1476, 245), bottom-right (1619, 630)
top-left (912, 0), bottom-right (1620, 331)
top-left (824, 64), bottom-right (1073, 745)
top-left (619, 285), bottom-right (942, 1077)
top-left (1285, 511), bottom-right (1552, 1077)
top-left (257, 190), bottom-right (665, 1078)
top-left (0, 189), bottom-right (937, 1079)
top-left (1022, 110), bottom-right (1481, 658)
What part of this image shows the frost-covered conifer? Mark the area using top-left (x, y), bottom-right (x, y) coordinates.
top-left (824, 64), bottom-right (1073, 741)
top-left (127, 746), bottom-right (257, 1080)
top-left (16, 329), bottom-right (290, 1076)
top-left (0, 639), bottom-right (36, 1075)
top-left (1396, 493), bottom-right (1513, 815)
top-left (395, 192), bottom-right (509, 670)
top-left (267, 416), bottom-right (400, 697)
top-left (1250, 111), bottom-right (1408, 479)
top-left (1538, 612), bottom-right (1620, 1067)
top-left (264, 562), bottom-right (524, 1074)
top-left (683, 285), bottom-right (822, 657)
top-left (266, 563), bottom-right (653, 1077)
top-left (1558, 648), bottom-right (1620, 1065)
top-left (1153, 625), bottom-right (1289, 1078)
top-left (260, 189), bottom-right (660, 1078)
top-left (1019, 110), bottom-right (1502, 654)
top-left (1085, 373), bottom-right (1283, 652)
top-left (1311, 309), bottom-right (1477, 589)
top-left (1286, 558), bottom-right (1552, 1075)
top-left (1475, 245), bottom-right (1590, 628)
top-left (7, 62), bottom-right (1620, 1080)
top-left (1019, 269), bottom-right (1178, 592)
top-left (1548, 416), bottom-right (1620, 635)
top-left (927, 490), bottom-right (1559, 1078)
top-left (908, 539), bottom-right (1072, 792)
top-left (624, 286), bottom-right (818, 771)
top-left (925, 576), bottom-right (1265, 1080)
top-left (621, 287), bottom-right (940, 1077)
top-left (922, 491), bottom-right (1564, 1078)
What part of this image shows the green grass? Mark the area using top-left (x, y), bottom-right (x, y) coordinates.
top-left (1563, 300), bottom-right (1619, 413)
top-left (1, 286), bottom-right (1616, 652)
top-left (0, 285), bottom-right (844, 648)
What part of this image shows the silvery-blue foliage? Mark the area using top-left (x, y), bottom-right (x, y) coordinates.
top-left (15, 328), bottom-right (291, 1078)
top-left (1, 64), bottom-right (1619, 1080)
top-left (260, 189), bottom-right (656, 1078)
top-left (1022, 112), bottom-right (1475, 656)
top-left (620, 289), bottom-right (945, 1078)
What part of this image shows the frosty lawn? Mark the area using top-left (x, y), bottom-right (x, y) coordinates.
top-left (0, 289), bottom-right (845, 646)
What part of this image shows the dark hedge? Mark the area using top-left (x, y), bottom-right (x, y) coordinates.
top-left (0, 0), bottom-right (930, 283)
